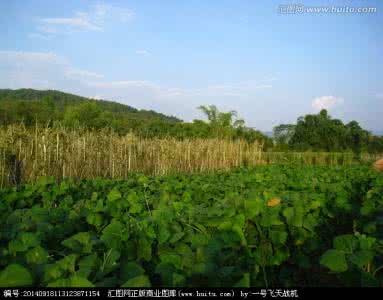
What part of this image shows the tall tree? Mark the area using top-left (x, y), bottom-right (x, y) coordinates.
top-left (197, 105), bottom-right (245, 128)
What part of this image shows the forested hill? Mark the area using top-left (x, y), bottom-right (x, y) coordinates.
top-left (0, 88), bottom-right (273, 147)
top-left (0, 88), bottom-right (181, 123)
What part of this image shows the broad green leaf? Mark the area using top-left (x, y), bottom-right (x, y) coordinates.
top-left (349, 250), bottom-right (374, 269)
top-left (169, 231), bottom-right (184, 244)
top-left (47, 278), bottom-right (70, 287)
top-left (160, 254), bottom-right (182, 270)
top-left (359, 235), bottom-right (376, 250)
top-left (269, 230), bottom-right (288, 245)
top-left (244, 197), bottom-right (264, 218)
top-left (234, 273), bottom-right (250, 287)
top-left (107, 189), bottom-right (122, 202)
top-left (260, 210), bottom-right (283, 227)
top-left (310, 200), bottom-right (321, 210)
top-left (70, 275), bottom-right (95, 287)
top-left (290, 206), bottom-right (304, 227)
top-left (44, 264), bottom-right (62, 282)
top-left (8, 232), bottom-right (40, 254)
top-left (218, 221), bottom-right (232, 231)
top-left (122, 275), bottom-right (151, 287)
top-left (232, 224), bottom-right (247, 246)
top-left (62, 232), bottom-right (93, 254)
top-left (190, 234), bottom-right (209, 248)
top-left (333, 234), bottom-right (357, 253)
top-left (120, 261), bottom-right (145, 282)
top-left (77, 254), bottom-right (99, 278)
top-left (0, 264), bottom-right (33, 287)
top-left (44, 255), bottom-right (77, 283)
top-left (282, 207), bottom-right (294, 222)
top-left (172, 273), bottom-right (185, 286)
top-left (129, 202), bottom-right (143, 214)
top-left (127, 192), bottom-right (139, 204)
top-left (158, 225), bottom-right (171, 244)
top-left (47, 276), bottom-right (94, 287)
top-left (86, 213), bottom-right (103, 228)
top-left (101, 221), bottom-right (127, 249)
top-left (320, 250), bottom-right (348, 272)
top-left (137, 238), bottom-right (152, 261)
top-left (303, 213), bottom-right (318, 232)
top-left (270, 248), bottom-right (290, 265)
top-left (25, 246), bottom-right (48, 265)
top-left (57, 254), bottom-right (77, 273)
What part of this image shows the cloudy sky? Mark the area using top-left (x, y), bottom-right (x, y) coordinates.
top-left (0, 0), bottom-right (382, 132)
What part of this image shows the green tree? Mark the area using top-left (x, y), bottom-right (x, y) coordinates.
top-left (273, 124), bottom-right (295, 149)
top-left (278, 109), bottom-right (374, 154)
top-left (345, 121), bottom-right (367, 159)
top-left (197, 105), bottom-right (245, 129)
top-left (63, 102), bottom-right (111, 128)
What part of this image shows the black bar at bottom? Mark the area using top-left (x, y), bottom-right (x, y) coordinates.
top-left (0, 287), bottom-right (380, 299)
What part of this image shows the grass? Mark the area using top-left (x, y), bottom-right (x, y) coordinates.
top-left (0, 124), bottom-right (380, 186)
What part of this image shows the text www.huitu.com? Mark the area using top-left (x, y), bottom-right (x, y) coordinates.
top-left (278, 4), bottom-right (378, 14)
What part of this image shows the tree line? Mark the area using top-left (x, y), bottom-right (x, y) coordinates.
top-left (0, 89), bottom-right (382, 154)
top-left (273, 109), bottom-right (383, 155)
top-left (0, 90), bottom-right (272, 148)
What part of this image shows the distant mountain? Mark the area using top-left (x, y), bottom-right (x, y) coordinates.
top-left (0, 88), bottom-right (181, 123)
top-left (262, 131), bottom-right (274, 138)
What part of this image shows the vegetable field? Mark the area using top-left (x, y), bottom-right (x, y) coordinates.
top-left (0, 165), bottom-right (382, 287)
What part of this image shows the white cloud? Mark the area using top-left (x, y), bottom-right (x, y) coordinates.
top-left (0, 50), bottom-right (276, 122)
top-left (167, 80), bottom-right (274, 98)
top-left (28, 33), bottom-right (52, 40)
top-left (89, 80), bottom-right (157, 89)
top-left (136, 50), bottom-right (150, 56)
top-left (31, 3), bottom-right (134, 37)
top-left (0, 50), bottom-right (102, 89)
top-left (39, 16), bottom-right (102, 32)
top-left (312, 96), bottom-right (344, 111)
top-left (64, 69), bottom-right (104, 81)
top-left (92, 3), bottom-right (134, 23)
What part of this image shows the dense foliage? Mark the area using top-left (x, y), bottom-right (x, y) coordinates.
top-left (0, 165), bottom-right (382, 287)
top-left (0, 89), bottom-right (272, 147)
top-left (0, 88), bottom-right (180, 123)
top-left (273, 110), bottom-right (383, 154)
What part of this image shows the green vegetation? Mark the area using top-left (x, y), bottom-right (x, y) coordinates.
top-left (0, 88), bottom-right (180, 123)
top-left (0, 165), bottom-right (382, 287)
top-left (0, 89), bottom-right (271, 146)
top-left (1, 89), bottom-right (382, 154)
top-left (273, 109), bottom-right (383, 154)
top-left (0, 88), bottom-right (382, 288)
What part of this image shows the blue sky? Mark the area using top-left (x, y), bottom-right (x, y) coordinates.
top-left (0, 0), bottom-right (382, 132)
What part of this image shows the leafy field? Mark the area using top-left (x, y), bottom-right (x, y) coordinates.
top-left (0, 165), bottom-right (382, 287)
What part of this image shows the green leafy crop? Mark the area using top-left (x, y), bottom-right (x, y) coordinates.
top-left (0, 165), bottom-right (382, 287)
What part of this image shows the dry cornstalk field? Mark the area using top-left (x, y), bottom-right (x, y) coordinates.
top-left (1, 125), bottom-right (380, 186)
top-left (0, 125), bottom-right (263, 185)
